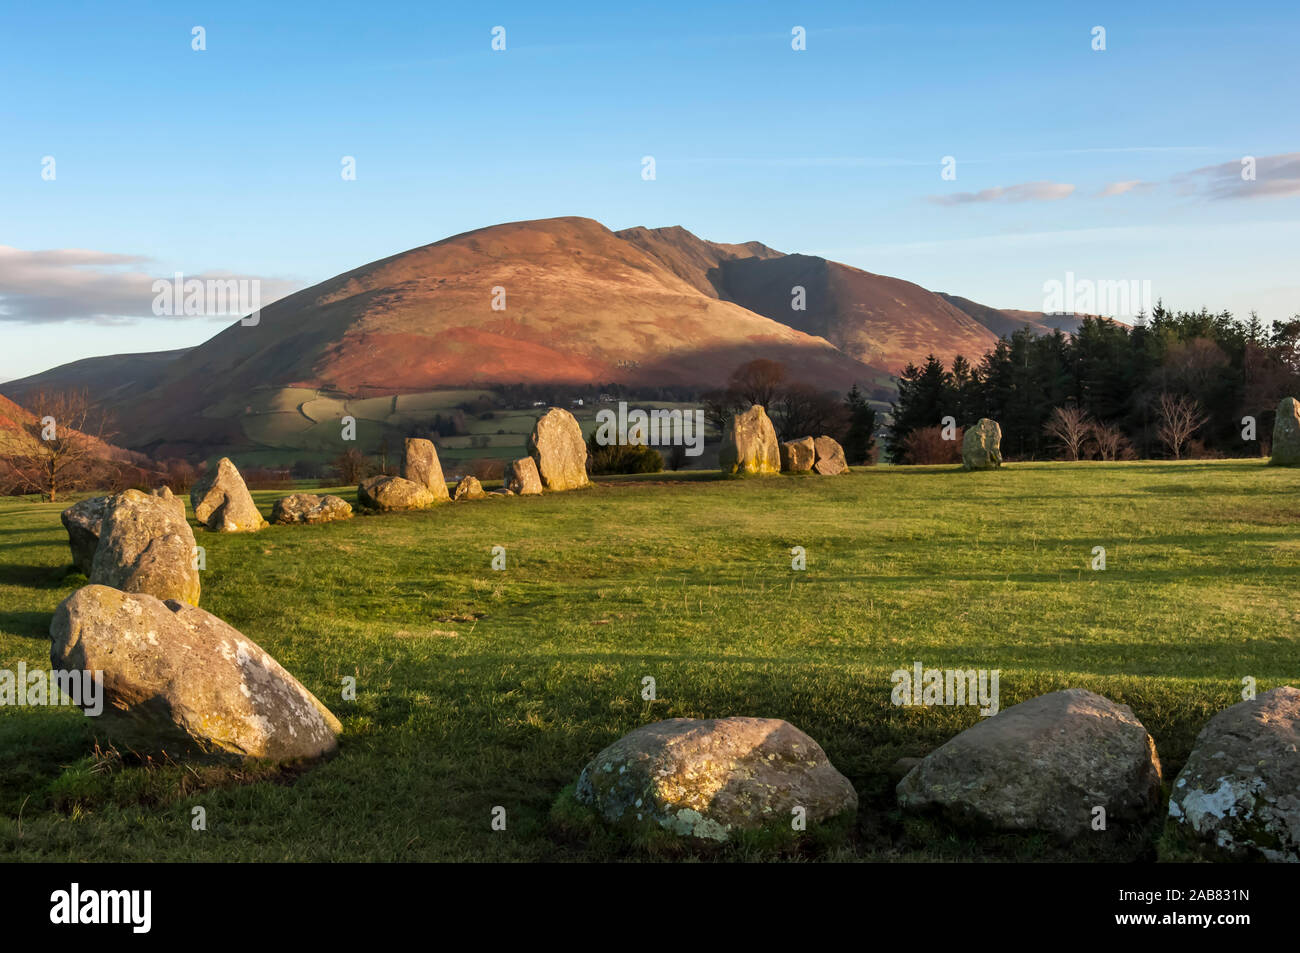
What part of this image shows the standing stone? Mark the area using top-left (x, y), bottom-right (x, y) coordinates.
top-left (50, 585), bottom-right (341, 762)
top-left (575, 717), bottom-right (858, 842)
top-left (527, 407), bottom-right (589, 491)
top-left (271, 493), bottom-right (353, 525)
top-left (504, 457), bottom-right (543, 495)
top-left (780, 437), bottom-right (815, 473)
top-left (61, 496), bottom-right (109, 575)
top-left (718, 405), bottom-right (780, 476)
top-left (1270, 397), bottom-right (1300, 466)
top-left (813, 436), bottom-right (849, 475)
top-left (961, 418), bottom-right (1003, 470)
top-left (453, 475), bottom-right (486, 501)
top-left (357, 475), bottom-right (436, 511)
top-left (402, 438), bottom-right (450, 501)
top-left (1168, 686), bottom-right (1300, 862)
top-left (90, 489), bottom-right (201, 606)
top-left (190, 457), bottom-right (267, 532)
top-left (897, 688), bottom-right (1162, 841)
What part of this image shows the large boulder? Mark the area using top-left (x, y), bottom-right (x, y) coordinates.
top-left (89, 490), bottom-right (201, 606)
top-left (961, 418), bottom-right (1003, 470)
top-left (1270, 397), bottom-right (1300, 466)
top-left (271, 493), bottom-right (353, 525)
top-left (50, 585), bottom-right (341, 762)
top-left (897, 688), bottom-right (1162, 841)
top-left (504, 457), bottom-right (543, 495)
top-left (357, 475), bottom-right (436, 511)
top-left (813, 436), bottom-right (849, 475)
top-left (60, 496), bottom-right (109, 575)
top-left (718, 405), bottom-right (780, 476)
top-left (575, 717), bottom-right (857, 842)
top-left (1168, 686), bottom-right (1300, 861)
top-left (190, 457), bottom-right (267, 532)
top-left (779, 437), bottom-right (815, 473)
top-left (527, 408), bottom-right (590, 491)
top-left (402, 438), bottom-right (450, 501)
top-left (452, 475), bottom-right (486, 501)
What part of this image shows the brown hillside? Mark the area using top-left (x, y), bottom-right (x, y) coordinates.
top-left (620, 227), bottom-right (1000, 372)
top-left (24, 218), bottom-right (882, 451)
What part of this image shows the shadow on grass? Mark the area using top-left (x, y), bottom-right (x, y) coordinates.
top-left (0, 610), bottom-right (54, 641)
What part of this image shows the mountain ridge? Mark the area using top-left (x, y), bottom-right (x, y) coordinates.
top-left (3, 216), bottom-right (1084, 456)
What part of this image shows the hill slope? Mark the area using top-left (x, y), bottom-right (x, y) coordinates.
top-left (7, 218), bottom-right (884, 454)
top-left (5, 217), bottom-right (1093, 457)
top-left (619, 226), bottom-right (1001, 371)
top-left (937, 293), bottom-right (1090, 339)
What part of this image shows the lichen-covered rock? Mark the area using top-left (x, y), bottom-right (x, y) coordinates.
top-left (50, 585), bottom-right (341, 762)
top-left (813, 435), bottom-right (849, 475)
top-left (271, 493), bottom-right (353, 525)
top-left (402, 438), bottom-right (450, 501)
top-left (452, 476), bottom-right (486, 501)
top-left (897, 688), bottom-right (1162, 841)
top-left (190, 457), bottom-right (267, 532)
top-left (961, 418), bottom-right (1003, 470)
top-left (1270, 397), bottom-right (1300, 466)
top-left (357, 475), bottom-right (436, 511)
top-left (1168, 686), bottom-right (1300, 862)
top-left (504, 457), bottom-right (543, 495)
top-left (780, 437), bottom-right (815, 473)
top-left (575, 717), bottom-right (858, 842)
top-left (527, 407), bottom-right (589, 491)
top-left (89, 489), bottom-right (201, 606)
top-left (61, 496), bottom-right (109, 575)
top-left (718, 405), bottom-right (780, 476)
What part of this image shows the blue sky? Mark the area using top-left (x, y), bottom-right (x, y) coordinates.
top-left (2, 0), bottom-right (1297, 381)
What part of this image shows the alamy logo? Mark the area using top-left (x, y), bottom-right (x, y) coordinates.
top-left (593, 401), bottom-right (705, 457)
top-left (152, 272), bottom-right (262, 325)
top-left (50, 883), bottom-right (151, 933)
top-left (1042, 271), bottom-right (1152, 320)
top-left (891, 661), bottom-right (1001, 716)
top-left (0, 664), bottom-right (103, 716)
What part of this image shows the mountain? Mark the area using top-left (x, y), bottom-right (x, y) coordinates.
top-left (618, 226), bottom-right (1000, 371)
top-left (5, 217), bottom-right (885, 455)
top-left (0, 392), bottom-right (142, 470)
top-left (0, 394), bottom-right (37, 455)
top-left (3, 216), bottom-right (1087, 459)
top-left (937, 293), bottom-right (1091, 339)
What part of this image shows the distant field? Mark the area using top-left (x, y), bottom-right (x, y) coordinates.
top-left (0, 460), bottom-right (1296, 861)
top-left (190, 385), bottom-right (718, 469)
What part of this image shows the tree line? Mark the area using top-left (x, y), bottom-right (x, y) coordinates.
top-left (887, 304), bottom-right (1300, 462)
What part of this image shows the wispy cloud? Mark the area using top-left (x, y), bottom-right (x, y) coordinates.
top-left (929, 181), bottom-right (1076, 206)
top-left (1097, 180), bottom-right (1151, 197)
top-left (0, 247), bottom-right (298, 324)
top-left (1177, 152), bottom-right (1300, 200)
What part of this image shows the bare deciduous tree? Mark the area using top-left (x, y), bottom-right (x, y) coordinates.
top-left (0, 389), bottom-right (115, 501)
top-left (1089, 421), bottom-right (1129, 461)
top-left (728, 358), bottom-right (788, 409)
top-left (704, 359), bottom-right (791, 434)
top-left (333, 448), bottom-right (372, 484)
top-left (1043, 404), bottom-right (1094, 461)
top-left (1154, 392), bottom-right (1208, 460)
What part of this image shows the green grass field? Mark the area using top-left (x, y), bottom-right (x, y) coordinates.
top-left (0, 460), bottom-right (1296, 862)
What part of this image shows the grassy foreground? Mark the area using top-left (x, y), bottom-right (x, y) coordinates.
top-left (0, 460), bottom-right (1296, 862)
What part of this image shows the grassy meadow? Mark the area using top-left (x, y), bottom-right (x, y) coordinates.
top-left (0, 460), bottom-right (1296, 862)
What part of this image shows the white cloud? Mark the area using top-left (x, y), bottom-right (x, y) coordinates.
top-left (929, 181), bottom-right (1076, 206)
top-left (0, 247), bottom-right (299, 324)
